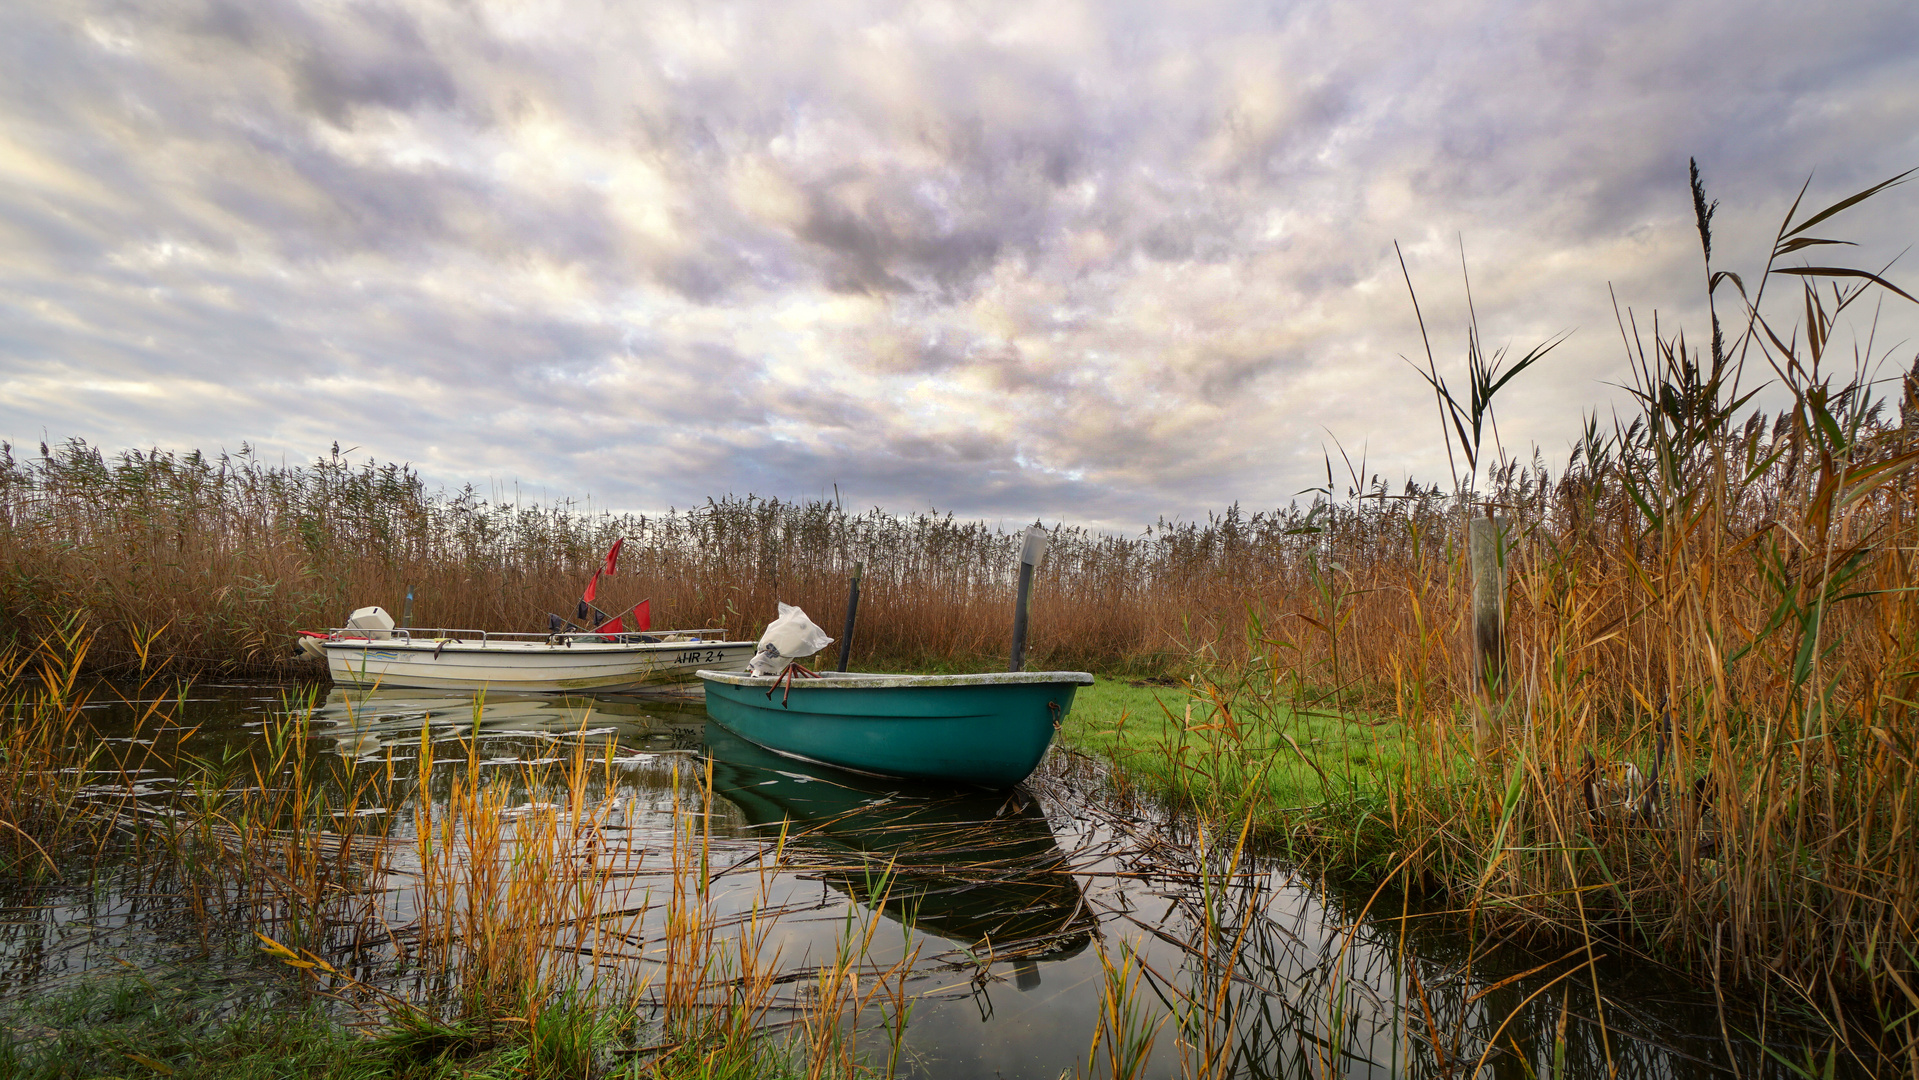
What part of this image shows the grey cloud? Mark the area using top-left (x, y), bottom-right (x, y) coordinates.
top-left (1137, 204), bottom-right (1252, 266)
top-left (1193, 350), bottom-right (1299, 406)
top-left (295, 45), bottom-right (458, 127)
top-left (189, 0), bottom-right (467, 127)
top-left (191, 0), bottom-right (265, 48)
top-left (650, 418), bottom-right (1117, 527)
top-left (971, 340), bottom-right (1073, 397)
top-left (794, 167), bottom-right (1022, 299)
top-left (656, 245), bottom-right (758, 304)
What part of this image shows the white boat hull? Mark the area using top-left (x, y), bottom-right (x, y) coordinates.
top-left (323, 637), bottom-right (756, 693)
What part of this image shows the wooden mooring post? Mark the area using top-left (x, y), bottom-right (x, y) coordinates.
top-left (1009, 525), bottom-right (1049, 672)
top-left (836, 561), bottom-right (862, 672)
top-left (1469, 516), bottom-right (1506, 753)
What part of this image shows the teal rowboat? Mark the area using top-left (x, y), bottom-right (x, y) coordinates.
top-left (695, 669), bottom-right (1094, 789)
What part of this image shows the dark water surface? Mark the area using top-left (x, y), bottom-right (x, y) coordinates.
top-left (0, 682), bottom-right (1871, 1078)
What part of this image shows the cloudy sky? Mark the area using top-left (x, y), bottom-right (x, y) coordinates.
top-left (3, 0), bottom-right (1916, 531)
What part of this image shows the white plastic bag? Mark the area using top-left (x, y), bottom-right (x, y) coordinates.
top-left (749, 602), bottom-right (834, 675)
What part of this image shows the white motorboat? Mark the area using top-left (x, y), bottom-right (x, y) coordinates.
top-left (300, 606), bottom-right (756, 693)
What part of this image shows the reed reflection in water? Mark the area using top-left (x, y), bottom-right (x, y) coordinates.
top-left (0, 684), bottom-right (1869, 1079)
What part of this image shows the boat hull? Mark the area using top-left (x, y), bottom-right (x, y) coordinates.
top-left (696, 670), bottom-right (1093, 788)
top-left (324, 638), bottom-right (755, 693)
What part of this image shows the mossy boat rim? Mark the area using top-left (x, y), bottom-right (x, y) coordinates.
top-left (698, 670), bottom-right (1096, 690)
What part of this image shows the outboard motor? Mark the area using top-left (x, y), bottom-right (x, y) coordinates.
top-left (345, 606), bottom-right (397, 639)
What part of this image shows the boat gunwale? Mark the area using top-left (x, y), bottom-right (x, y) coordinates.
top-left (696, 669), bottom-right (1094, 691)
top-left (321, 638), bottom-right (756, 655)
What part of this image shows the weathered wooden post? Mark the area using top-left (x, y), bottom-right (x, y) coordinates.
top-left (1469, 516), bottom-right (1506, 753)
top-left (1009, 525), bottom-right (1049, 672)
top-left (1469, 517), bottom-right (1506, 690)
top-left (836, 561), bottom-right (862, 672)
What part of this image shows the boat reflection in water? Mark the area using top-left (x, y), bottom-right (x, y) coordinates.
top-left (701, 721), bottom-right (1093, 980)
top-left (307, 688), bottom-right (1092, 985)
top-left (311, 687), bottom-right (704, 760)
top-left (307, 688), bottom-right (712, 815)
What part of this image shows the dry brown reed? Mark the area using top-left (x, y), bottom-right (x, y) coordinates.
top-left (1007, 167), bottom-right (1919, 1073)
top-left (1159, 167), bottom-right (1919, 1072)
top-left (0, 438), bottom-right (1405, 679)
top-left (0, 617), bottom-right (183, 880)
top-left (0, 629), bottom-right (930, 1075)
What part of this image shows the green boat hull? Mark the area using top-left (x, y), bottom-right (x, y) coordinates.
top-left (696, 670), bottom-right (1094, 789)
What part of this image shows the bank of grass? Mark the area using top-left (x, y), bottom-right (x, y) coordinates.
top-left (0, 973), bottom-right (379, 1080)
top-left (0, 444), bottom-right (1232, 680)
top-left (0, 971), bottom-right (801, 1080)
top-left (1060, 676), bottom-right (1414, 837)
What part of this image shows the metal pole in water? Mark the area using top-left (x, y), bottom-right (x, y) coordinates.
top-left (837, 561), bottom-right (862, 672)
top-left (1009, 525), bottom-right (1049, 672)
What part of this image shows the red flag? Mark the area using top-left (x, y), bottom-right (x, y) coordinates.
top-left (602, 538), bottom-right (624, 577)
top-left (583, 571), bottom-right (599, 604)
top-left (599, 615), bottom-right (624, 634)
top-left (634, 599), bottom-right (650, 632)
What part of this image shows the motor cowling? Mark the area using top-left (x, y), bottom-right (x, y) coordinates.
top-left (345, 606), bottom-right (397, 639)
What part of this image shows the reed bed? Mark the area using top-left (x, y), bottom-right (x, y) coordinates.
top-left (1, 627), bottom-right (1888, 1077)
top-left (0, 439), bottom-right (1265, 677)
top-left (0, 628), bottom-right (945, 1077)
top-left (1085, 168), bottom-right (1919, 1073)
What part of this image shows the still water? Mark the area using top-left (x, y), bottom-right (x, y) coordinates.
top-left (0, 683), bottom-right (1869, 1078)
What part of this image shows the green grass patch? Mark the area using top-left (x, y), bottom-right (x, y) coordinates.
top-left (0, 972), bottom-right (383, 1080)
top-left (1058, 676), bottom-right (1415, 834)
top-left (0, 971), bottom-right (806, 1080)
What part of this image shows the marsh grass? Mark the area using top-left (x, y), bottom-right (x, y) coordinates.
top-left (1, 627), bottom-right (1886, 1078)
top-left (1041, 167), bottom-right (1919, 1073)
top-left (1075, 167), bottom-right (1919, 1074)
top-left (1061, 775), bottom-right (1797, 1080)
top-left (1385, 167), bottom-right (1919, 1074)
top-left (0, 631), bottom-right (924, 1078)
top-left (0, 971), bottom-right (384, 1080)
top-left (0, 441), bottom-right (1264, 679)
